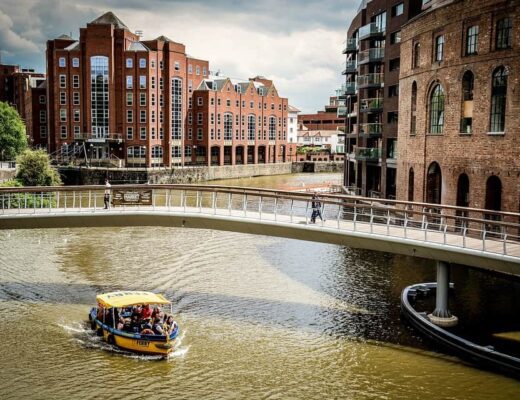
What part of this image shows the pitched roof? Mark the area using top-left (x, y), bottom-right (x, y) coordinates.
top-left (56, 34), bottom-right (74, 40)
top-left (288, 105), bottom-right (301, 113)
top-left (64, 41), bottom-right (80, 51)
top-left (90, 11), bottom-right (129, 30)
top-left (128, 41), bottom-right (149, 52)
top-left (155, 35), bottom-right (173, 42)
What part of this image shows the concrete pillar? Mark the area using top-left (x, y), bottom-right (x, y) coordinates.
top-left (219, 146), bottom-right (224, 166)
top-left (231, 146), bottom-right (236, 166)
top-left (428, 260), bottom-right (458, 327)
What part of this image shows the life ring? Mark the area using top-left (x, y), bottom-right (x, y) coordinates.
top-left (107, 334), bottom-right (116, 346)
top-left (141, 329), bottom-right (154, 335)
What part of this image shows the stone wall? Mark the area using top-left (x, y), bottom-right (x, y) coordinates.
top-left (0, 169), bottom-right (16, 183)
top-left (59, 161), bottom-right (343, 185)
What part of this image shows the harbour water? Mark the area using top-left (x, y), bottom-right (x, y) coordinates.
top-left (1, 173), bottom-right (519, 399)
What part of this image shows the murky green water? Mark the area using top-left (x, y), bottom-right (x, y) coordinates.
top-left (0, 173), bottom-right (519, 399)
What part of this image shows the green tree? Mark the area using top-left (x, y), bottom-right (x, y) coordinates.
top-left (0, 101), bottom-right (27, 160)
top-left (15, 149), bottom-right (62, 186)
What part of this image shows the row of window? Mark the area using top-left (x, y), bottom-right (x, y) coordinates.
top-left (58, 57), bottom-right (79, 68)
top-left (412, 66), bottom-right (509, 135)
top-left (58, 75), bottom-right (80, 89)
top-left (413, 17), bottom-right (513, 67)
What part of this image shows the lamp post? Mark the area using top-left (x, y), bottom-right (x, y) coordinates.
top-left (193, 145), bottom-right (197, 166)
top-left (89, 143), bottom-right (93, 167)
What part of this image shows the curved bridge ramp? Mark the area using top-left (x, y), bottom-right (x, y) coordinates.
top-left (1, 185), bottom-right (519, 276)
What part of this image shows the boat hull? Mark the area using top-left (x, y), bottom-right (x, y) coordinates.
top-left (89, 309), bottom-right (178, 357)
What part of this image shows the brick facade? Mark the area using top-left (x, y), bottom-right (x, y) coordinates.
top-left (396, 0), bottom-right (520, 213)
top-left (45, 12), bottom-right (294, 167)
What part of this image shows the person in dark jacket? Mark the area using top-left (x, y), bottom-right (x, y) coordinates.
top-left (310, 193), bottom-right (323, 223)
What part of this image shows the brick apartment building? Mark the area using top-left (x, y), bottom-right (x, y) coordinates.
top-left (298, 96), bottom-right (345, 131)
top-left (340, 0), bottom-right (423, 197)
top-left (0, 64), bottom-right (47, 149)
top-left (396, 0), bottom-right (520, 214)
top-left (46, 11), bottom-right (294, 167)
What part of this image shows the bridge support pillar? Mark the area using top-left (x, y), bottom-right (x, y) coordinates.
top-left (428, 260), bottom-right (458, 327)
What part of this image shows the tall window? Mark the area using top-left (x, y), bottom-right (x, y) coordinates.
top-left (247, 114), bottom-right (256, 140)
top-left (413, 43), bottom-right (420, 68)
top-left (171, 78), bottom-right (182, 140)
top-left (466, 26), bottom-right (479, 55)
top-left (90, 56), bottom-right (109, 138)
top-left (410, 81), bottom-right (417, 135)
top-left (269, 116), bottom-right (276, 140)
top-left (461, 71), bottom-right (474, 133)
top-left (435, 35), bottom-right (444, 61)
top-left (429, 84), bottom-right (444, 134)
top-left (490, 67), bottom-right (507, 132)
top-left (496, 18), bottom-right (512, 50)
top-left (224, 113), bottom-right (233, 140)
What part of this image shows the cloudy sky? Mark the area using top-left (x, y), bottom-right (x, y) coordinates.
top-left (0, 0), bottom-right (358, 112)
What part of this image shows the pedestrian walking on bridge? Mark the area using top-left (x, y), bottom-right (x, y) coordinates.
top-left (310, 193), bottom-right (323, 223)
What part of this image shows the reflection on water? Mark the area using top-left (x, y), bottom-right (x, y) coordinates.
top-left (1, 173), bottom-right (520, 398)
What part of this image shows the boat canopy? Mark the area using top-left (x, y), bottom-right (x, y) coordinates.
top-left (96, 291), bottom-right (170, 308)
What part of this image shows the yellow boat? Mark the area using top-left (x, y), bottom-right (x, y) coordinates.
top-left (88, 291), bottom-right (179, 357)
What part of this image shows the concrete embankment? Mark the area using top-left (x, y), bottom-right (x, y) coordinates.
top-left (58, 162), bottom-right (343, 185)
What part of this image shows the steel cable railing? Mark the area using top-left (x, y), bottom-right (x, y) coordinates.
top-left (1, 185), bottom-right (520, 257)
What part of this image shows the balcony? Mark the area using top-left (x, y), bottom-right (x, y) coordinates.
top-left (76, 133), bottom-right (125, 142)
top-left (358, 48), bottom-right (385, 65)
top-left (342, 59), bottom-right (357, 75)
top-left (359, 23), bottom-right (386, 41)
top-left (342, 38), bottom-right (358, 54)
top-left (360, 98), bottom-right (384, 113)
top-left (356, 147), bottom-right (381, 161)
top-left (358, 123), bottom-right (382, 138)
top-left (357, 73), bottom-right (384, 89)
top-left (337, 106), bottom-right (348, 117)
top-left (336, 82), bottom-right (357, 97)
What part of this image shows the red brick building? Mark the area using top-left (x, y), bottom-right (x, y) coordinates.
top-left (396, 0), bottom-right (520, 214)
top-left (298, 97), bottom-right (345, 131)
top-left (0, 64), bottom-right (47, 149)
top-left (45, 12), bottom-right (294, 167)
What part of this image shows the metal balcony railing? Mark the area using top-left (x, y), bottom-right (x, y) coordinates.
top-left (358, 123), bottom-right (383, 137)
top-left (342, 60), bottom-right (358, 75)
top-left (356, 147), bottom-right (382, 160)
top-left (360, 98), bottom-right (384, 112)
top-left (358, 48), bottom-right (385, 65)
top-left (342, 38), bottom-right (358, 54)
top-left (336, 82), bottom-right (357, 97)
top-left (359, 23), bottom-right (386, 40)
top-left (357, 73), bottom-right (384, 88)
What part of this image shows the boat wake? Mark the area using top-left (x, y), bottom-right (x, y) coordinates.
top-left (59, 321), bottom-right (190, 361)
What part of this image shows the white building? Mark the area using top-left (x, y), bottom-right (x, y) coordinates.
top-left (296, 129), bottom-right (344, 154)
top-left (287, 105), bottom-right (300, 145)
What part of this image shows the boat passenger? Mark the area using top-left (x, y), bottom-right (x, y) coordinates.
top-left (141, 304), bottom-right (152, 319)
top-left (153, 317), bottom-right (164, 335)
top-left (116, 316), bottom-right (125, 331)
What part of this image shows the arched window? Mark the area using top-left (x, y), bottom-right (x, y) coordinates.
top-left (413, 43), bottom-right (420, 68)
top-left (429, 84), bottom-right (444, 134)
top-left (426, 162), bottom-right (442, 204)
top-left (490, 67), bottom-right (508, 133)
top-left (485, 175), bottom-right (502, 211)
top-left (247, 114), bottom-right (256, 140)
top-left (410, 81), bottom-right (417, 135)
top-left (408, 168), bottom-right (414, 202)
top-left (223, 113), bottom-right (233, 140)
top-left (461, 71), bottom-right (474, 134)
top-left (269, 116), bottom-right (276, 140)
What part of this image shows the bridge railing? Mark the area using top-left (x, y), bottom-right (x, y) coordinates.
top-left (1, 184), bottom-right (519, 256)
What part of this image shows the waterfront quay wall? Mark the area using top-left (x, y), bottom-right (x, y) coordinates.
top-left (58, 162), bottom-right (343, 185)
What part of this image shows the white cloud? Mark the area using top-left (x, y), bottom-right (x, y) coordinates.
top-left (0, 0), bottom-right (357, 112)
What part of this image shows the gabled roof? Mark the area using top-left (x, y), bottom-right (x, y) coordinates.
top-left (90, 11), bottom-right (129, 30)
top-left (56, 34), bottom-right (74, 41)
top-left (155, 35), bottom-right (173, 42)
top-left (288, 105), bottom-right (301, 113)
top-left (128, 41), bottom-right (149, 52)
